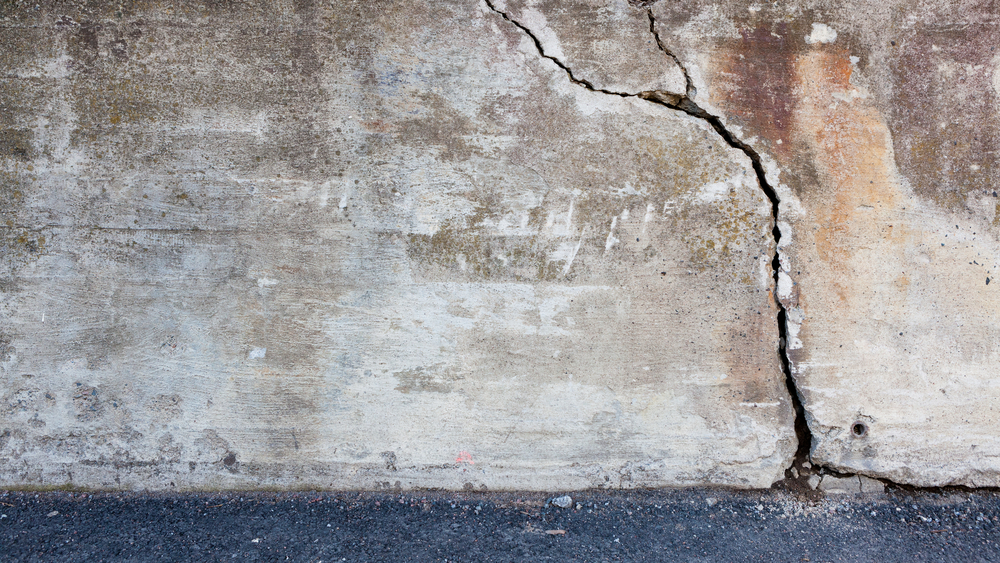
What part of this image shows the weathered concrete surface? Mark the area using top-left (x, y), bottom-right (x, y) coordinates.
top-left (493, 0), bottom-right (688, 95)
top-left (0, 0), bottom-right (796, 490)
top-left (653, 0), bottom-right (1000, 486)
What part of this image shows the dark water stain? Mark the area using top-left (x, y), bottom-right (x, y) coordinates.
top-left (0, 129), bottom-right (33, 161)
top-left (76, 22), bottom-right (101, 53)
top-left (0, 332), bottom-right (13, 363)
top-left (721, 23), bottom-right (799, 157)
top-left (888, 20), bottom-right (1000, 211)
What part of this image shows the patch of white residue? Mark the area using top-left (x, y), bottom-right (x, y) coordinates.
top-left (758, 255), bottom-right (773, 289)
top-left (785, 306), bottom-right (804, 350)
top-left (777, 271), bottom-right (794, 300)
top-left (605, 216), bottom-right (619, 251)
top-left (690, 175), bottom-right (753, 204)
top-left (806, 23), bottom-right (837, 44)
top-left (693, 181), bottom-right (731, 204)
top-left (519, 8), bottom-right (566, 62)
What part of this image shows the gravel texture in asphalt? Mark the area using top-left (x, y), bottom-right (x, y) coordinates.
top-left (1, 488), bottom-right (999, 561)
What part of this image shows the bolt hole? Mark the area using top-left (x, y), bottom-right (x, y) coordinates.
top-left (851, 422), bottom-right (868, 438)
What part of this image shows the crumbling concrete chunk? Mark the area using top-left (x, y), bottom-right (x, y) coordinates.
top-left (819, 475), bottom-right (861, 495)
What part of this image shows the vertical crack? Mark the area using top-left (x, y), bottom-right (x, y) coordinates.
top-left (642, 10), bottom-right (811, 479)
top-left (485, 0), bottom-right (810, 477)
top-left (645, 11), bottom-right (696, 100)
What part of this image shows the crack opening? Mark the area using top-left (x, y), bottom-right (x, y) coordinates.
top-left (637, 16), bottom-right (811, 480)
top-left (645, 10), bottom-right (696, 100)
top-left (484, 0), bottom-right (634, 99)
top-left (485, 0), bottom-right (811, 479)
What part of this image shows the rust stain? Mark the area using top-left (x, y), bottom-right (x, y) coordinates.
top-left (717, 23), bottom-right (798, 158)
top-left (793, 47), bottom-right (911, 303)
top-left (363, 119), bottom-right (393, 133)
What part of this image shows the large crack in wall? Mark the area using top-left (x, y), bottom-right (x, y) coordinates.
top-left (483, 0), bottom-right (811, 477)
top-left (0, 0), bottom-right (814, 492)
top-left (5, 0), bottom-right (996, 491)
top-left (5, 0), bottom-right (1000, 492)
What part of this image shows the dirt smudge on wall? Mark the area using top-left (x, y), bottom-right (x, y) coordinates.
top-left (888, 18), bottom-right (1000, 213)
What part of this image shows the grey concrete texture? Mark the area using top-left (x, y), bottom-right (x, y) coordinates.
top-left (0, 0), bottom-right (794, 491)
top-left (0, 0), bottom-right (997, 491)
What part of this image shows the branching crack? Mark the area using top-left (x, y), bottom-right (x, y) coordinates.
top-left (484, 0), bottom-right (634, 98)
top-left (645, 10), bottom-right (696, 100)
top-left (485, 0), bottom-right (811, 479)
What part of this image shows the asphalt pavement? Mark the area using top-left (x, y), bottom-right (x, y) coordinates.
top-left (2, 487), bottom-right (999, 561)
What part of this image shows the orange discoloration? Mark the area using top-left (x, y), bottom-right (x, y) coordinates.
top-left (793, 48), bottom-right (911, 303)
top-left (894, 274), bottom-right (910, 291)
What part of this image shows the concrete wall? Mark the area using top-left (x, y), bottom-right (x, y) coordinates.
top-left (1, 0), bottom-right (997, 490)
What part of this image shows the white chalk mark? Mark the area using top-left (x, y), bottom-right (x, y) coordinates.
top-left (561, 236), bottom-right (584, 276)
top-left (605, 216), bottom-right (619, 251)
top-left (641, 202), bottom-right (654, 236)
